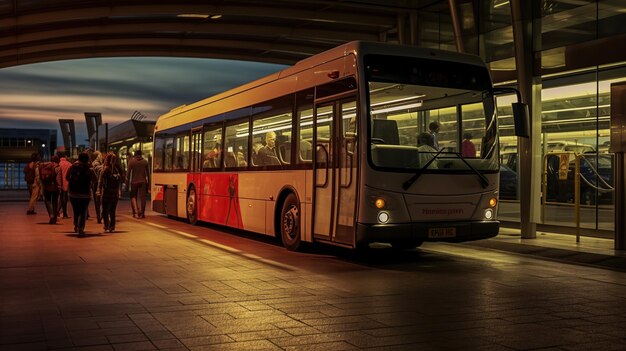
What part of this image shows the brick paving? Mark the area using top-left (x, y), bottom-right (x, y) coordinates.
top-left (1, 200), bottom-right (626, 350)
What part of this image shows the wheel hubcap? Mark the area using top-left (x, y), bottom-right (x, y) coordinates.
top-left (188, 191), bottom-right (195, 217)
top-left (283, 205), bottom-right (299, 239)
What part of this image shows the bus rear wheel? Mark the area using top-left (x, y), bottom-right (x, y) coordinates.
top-left (280, 193), bottom-right (301, 251)
top-left (187, 186), bottom-right (198, 225)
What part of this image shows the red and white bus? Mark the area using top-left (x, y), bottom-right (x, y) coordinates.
top-left (152, 41), bottom-right (527, 250)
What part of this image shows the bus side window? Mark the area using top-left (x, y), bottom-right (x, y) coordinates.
top-left (252, 94), bottom-right (294, 166)
top-left (296, 89), bottom-right (314, 164)
top-left (202, 127), bottom-right (223, 170)
top-left (164, 137), bottom-right (173, 171)
top-left (224, 120), bottom-right (249, 169)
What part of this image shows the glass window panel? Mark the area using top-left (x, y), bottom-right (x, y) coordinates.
top-left (164, 137), bottom-right (173, 171)
top-left (417, 8), bottom-right (456, 51)
top-left (173, 135), bottom-right (189, 171)
top-left (541, 0), bottom-right (597, 50)
top-left (598, 0), bottom-right (626, 37)
top-left (224, 120), bottom-right (249, 168)
top-left (297, 89), bottom-right (314, 163)
top-left (202, 127), bottom-right (223, 169)
top-left (252, 96), bottom-right (293, 166)
top-left (461, 102), bottom-right (485, 158)
top-left (153, 137), bottom-right (164, 171)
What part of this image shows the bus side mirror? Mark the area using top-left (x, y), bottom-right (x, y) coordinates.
top-left (512, 102), bottom-right (530, 138)
top-left (491, 87), bottom-right (530, 138)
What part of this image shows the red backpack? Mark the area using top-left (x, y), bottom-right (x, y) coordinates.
top-left (40, 163), bottom-right (57, 190)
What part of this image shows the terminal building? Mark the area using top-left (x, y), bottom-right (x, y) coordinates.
top-left (0, 128), bottom-right (57, 190)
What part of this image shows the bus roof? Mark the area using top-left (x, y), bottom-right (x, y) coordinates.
top-left (155, 41), bottom-right (487, 132)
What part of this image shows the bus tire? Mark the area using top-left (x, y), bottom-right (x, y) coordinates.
top-left (187, 186), bottom-right (198, 225)
top-left (280, 193), bottom-right (301, 251)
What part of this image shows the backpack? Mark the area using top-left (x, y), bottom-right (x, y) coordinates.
top-left (69, 164), bottom-right (91, 194)
top-left (103, 166), bottom-right (121, 194)
top-left (24, 163), bottom-right (36, 184)
top-left (40, 163), bottom-right (56, 187)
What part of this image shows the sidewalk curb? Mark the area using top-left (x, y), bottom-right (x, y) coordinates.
top-left (464, 239), bottom-right (626, 272)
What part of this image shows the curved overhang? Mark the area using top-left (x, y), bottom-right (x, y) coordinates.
top-left (0, 0), bottom-right (438, 68)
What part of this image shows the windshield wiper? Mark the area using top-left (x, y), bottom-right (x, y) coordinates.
top-left (402, 150), bottom-right (490, 190)
top-left (402, 148), bottom-right (446, 190)
top-left (453, 152), bottom-right (489, 189)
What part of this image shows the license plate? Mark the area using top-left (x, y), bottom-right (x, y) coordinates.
top-left (428, 227), bottom-right (456, 238)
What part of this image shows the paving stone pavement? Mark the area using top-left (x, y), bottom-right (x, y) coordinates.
top-left (1, 200), bottom-right (626, 350)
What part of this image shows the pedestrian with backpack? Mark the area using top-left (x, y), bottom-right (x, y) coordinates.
top-left (66, 152), bottom-right (97, 236)
top-left (40, 155), bottom-right (62, 224)
top-left (24, 153), bottom-right (41, 215)
top-left (96, 152), bottom-right (125, 232)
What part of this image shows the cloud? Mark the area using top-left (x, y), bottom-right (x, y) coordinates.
top-left (0, 57), bottom-right (286, 146)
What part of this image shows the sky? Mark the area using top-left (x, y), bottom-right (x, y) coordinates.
top-left (0, 57), bottom-right (286, 146)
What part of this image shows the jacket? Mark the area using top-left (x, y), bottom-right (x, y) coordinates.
top-left (127, 155), bottom-right (149, 185)
top-left (59, 157), bottom-right (72, 191)
top-left (66, 161), bottom-right (97, 198)
top-left (97, 164), bottom-right (125, 200)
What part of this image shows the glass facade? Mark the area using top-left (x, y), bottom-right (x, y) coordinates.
top-left (427, 0), bottom-right (626, 237)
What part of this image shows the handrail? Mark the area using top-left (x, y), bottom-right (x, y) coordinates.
top-left (577, 154), bottom-right (614, 191)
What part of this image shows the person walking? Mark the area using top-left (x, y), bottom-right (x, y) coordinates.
top-left (58, 152), bottom-right (72, 218)
top-left (66, 152), bottom-right (97, 236)
top-left (127, 150), bottom-right (149, 218)
top-left (39, 155), bottom-right (62, 224)
top-left (91, 151), bottom-right (104, 223)
top-left (96, 152), bottom-right (125, 232)
top-left (24, 153), bottom-right (41, 215)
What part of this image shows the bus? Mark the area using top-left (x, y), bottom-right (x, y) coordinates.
top-left (152, 41), bottom-right (527, 251)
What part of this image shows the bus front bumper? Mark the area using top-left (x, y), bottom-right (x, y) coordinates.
top-left (356, 220), bottom-right (499, 245)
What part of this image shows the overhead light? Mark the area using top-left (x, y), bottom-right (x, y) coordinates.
top-left (209, 14), bottom-right (222, 19)
top-left (493, 0), bottom-right (509, 8)
top-left (177, 14), bottom-right (210, 19)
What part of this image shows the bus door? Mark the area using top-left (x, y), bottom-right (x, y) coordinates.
top-left (189, 127), bottom-right (203, 205)
top-left (313, 97), bottom-right (358, 246)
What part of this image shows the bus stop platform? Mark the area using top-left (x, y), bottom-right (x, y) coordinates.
top-left (465, 227), bottom-right (626, 272)
top-left (1, 189), bottom-right (625, 271)
top-left (1, 198), bottom-right (626, 350)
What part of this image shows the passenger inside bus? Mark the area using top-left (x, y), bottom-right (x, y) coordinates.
top-left (256, 131), bottom-right (281, 166)
top-left (203, 142), bottom-right (222, 169)
top-left (417, 132), bottom-right (438, 168)
top-left (251, 142), bottom-right (263, 166)
top-left (224, 150), bottom-right (238, 167)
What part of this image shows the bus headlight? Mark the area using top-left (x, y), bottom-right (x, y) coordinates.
top-left (377, 211), bottom-right (390, 223)
top-left (484, 208), bottom-right (494, 220)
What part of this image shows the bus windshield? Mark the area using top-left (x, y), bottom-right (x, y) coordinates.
top-left (365, 55), bottom-right (498, 172)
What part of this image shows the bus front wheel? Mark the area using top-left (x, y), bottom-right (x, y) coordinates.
top-left (280, 193), bottom-right (301, 251)
top-left (187, 186), bottom-right (198, 225)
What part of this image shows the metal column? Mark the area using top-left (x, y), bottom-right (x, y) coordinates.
top-left (610, 81), bottom-right (626, 250)
top-left (510, 0), bottom-right (538, 239)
